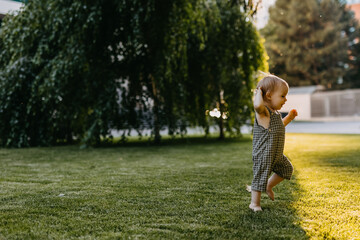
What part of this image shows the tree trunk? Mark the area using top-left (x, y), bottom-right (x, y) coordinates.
top-left (218, 90), bottom-right (225, 140)
top-left (151, 77), bottom-right (161, 144)
top-left (218, 118), bottom-right (224, 140)
top-left (153, 105), bottom-right (161, 144)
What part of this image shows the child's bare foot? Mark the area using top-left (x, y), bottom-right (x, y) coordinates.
top-left (266, 188), bottom-right (274, 201)
top-left (249, 203), bottom-right (262, 212)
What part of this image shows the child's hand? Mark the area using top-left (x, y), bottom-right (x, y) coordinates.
top-left (289, 109), bottom-right (298, 120)
top-left (254, 87), bottom-right (263, 96)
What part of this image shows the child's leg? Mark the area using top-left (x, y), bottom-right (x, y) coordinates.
top-left (249, 190), bottom-right (262, 211)
top-left (266, 173), bottom-right (284, 201)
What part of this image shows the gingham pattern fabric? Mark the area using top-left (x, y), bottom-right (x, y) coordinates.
top-left (251, 106), bottom-right (293, 192)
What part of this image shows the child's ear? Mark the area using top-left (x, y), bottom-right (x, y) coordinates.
top-left (265, 91), bottom-right (272, 100)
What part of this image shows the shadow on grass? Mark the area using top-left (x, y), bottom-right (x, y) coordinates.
top-left (97, 167), bottom-right (309, 239)
top-left (0, 133), bottom-right (310, 239)
top-left (227, 175), bottom-right (308, 239)
top-left (318, 149), bottom-right (360, 169)
top-left (122, 161), bottom-right (309, 239)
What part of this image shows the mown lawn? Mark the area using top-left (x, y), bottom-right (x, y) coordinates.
top-left (286, 134), bottom-right (360, 239)
top-left (0, 134), bottom-right (359, 239)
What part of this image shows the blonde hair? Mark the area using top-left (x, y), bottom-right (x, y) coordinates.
top-left (257, 75), bottom-right (289, 100)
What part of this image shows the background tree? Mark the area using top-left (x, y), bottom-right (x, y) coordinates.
top-left (0, 1), bottom-right (119, 147)
top-left (342, 3), bottom-right (360, 88)
top-left (0, 0), bottom-right (267, 147)
top-left (113, 0), bottom-right (205, 144)
top-left (262, 0), bottom-right (351, 88)
top-left (187, 0), bottom-right (267, 139)
top-left (0, 0), bottom-right (202, 147)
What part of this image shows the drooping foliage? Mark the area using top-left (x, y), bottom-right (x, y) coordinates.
top-left (0, 1), bottom-right (120, 147)
top-left (0, 0), bottom-right (266, 147)
top-left (113, 0), bottom-right (207, 143)
top-left (187, 0), bottom-right (267, 138)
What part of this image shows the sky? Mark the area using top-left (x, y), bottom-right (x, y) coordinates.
top-left (254, 0), bottom-right (276, 29)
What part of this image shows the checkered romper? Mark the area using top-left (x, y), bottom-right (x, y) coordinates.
top-left (251, 106), bottom-right (293, 192)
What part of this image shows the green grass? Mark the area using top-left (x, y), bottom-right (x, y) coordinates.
top-left (0, 134), bottom-right (359, 239)
top-left (286, 134), bottom-right (360, 240)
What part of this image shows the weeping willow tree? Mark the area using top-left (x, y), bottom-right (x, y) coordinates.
top-left (186, 0), bottom-right (268, 139)
top-left (113, 0), bottom-right (207, 144)
top-left (0, 0), bottom-right (204, 147)
top-left (0, 0), bottom-right (267, 147)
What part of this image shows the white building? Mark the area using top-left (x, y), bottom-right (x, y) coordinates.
top-left (0, 0), bottom-right (22, 18)
top-left (281, 86), bottom-right (324, 120)
top-left (281, 86), bottom-right (360, 120)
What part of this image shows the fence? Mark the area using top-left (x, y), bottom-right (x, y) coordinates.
top-left (311, 89), bottom-right (360, 118)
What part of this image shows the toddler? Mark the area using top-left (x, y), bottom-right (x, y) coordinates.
top-left (249, 75), bottom-right (298, 212)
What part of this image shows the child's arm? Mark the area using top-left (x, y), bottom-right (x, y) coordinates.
top-left (253, 88), bottom-right (267, 115)
top-left (283, 109), bottom-right (298, 126)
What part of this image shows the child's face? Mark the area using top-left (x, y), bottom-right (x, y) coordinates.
top-left (269, 85), bottom-right (288, 110)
